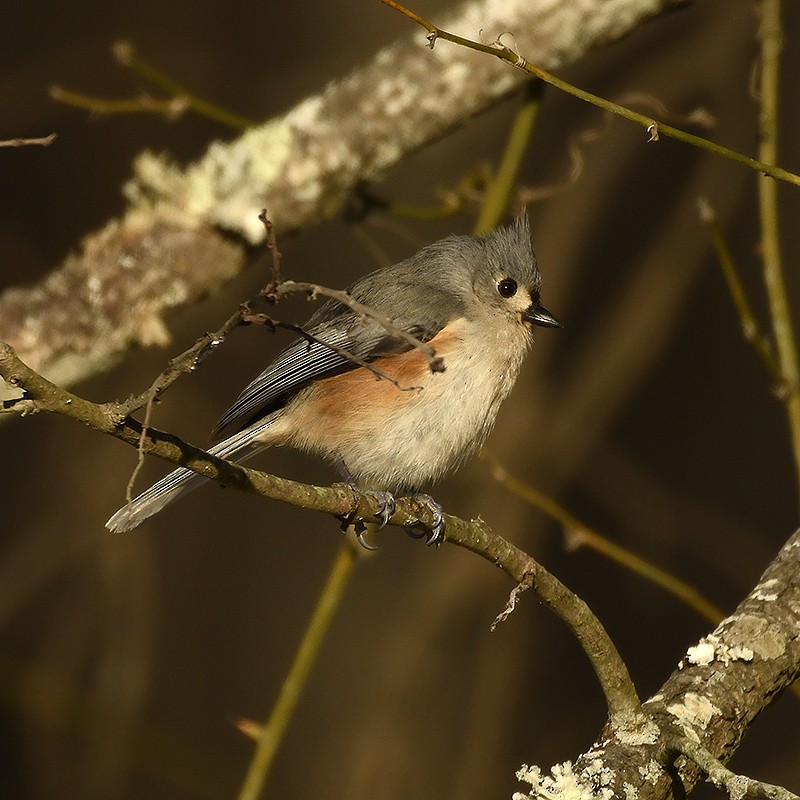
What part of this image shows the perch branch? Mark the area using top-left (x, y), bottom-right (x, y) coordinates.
top-left (0, 339), bottom-right (641, 726)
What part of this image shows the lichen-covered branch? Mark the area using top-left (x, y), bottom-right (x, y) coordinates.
top-left (513, 528), bottom-right (800, 800)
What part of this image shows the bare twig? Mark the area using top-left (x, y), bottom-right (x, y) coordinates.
top-left (379, 0), bottom-right (800, 187)
top-left (112, 322), bottom-right (243, 420)
top-left (126, 374), bottom-right (167, 504)
top-left (116, 305), bottom-right (250, 499)
top-left (481, 449), bottom-right (726, 624)
top-left (697, 197), bottom-right (781, 385)
top-left (0, 133), bottom-right (57, 148)
top-left (241, 308), bottom-right (424, 391)
top-left (112, 40), bottom-right (257, 130)
top-left (272, 320), bottom-right (423, 392)
top-left (490, 573), bottom-right (534, 631)
top-left (671, 736), bottom-right (800, 800)
top-left (258, 210), bottom-right (283, 285)
top-left (50, 86), bottom-right (190, 120)
top-left (270, 281), bottom-right (445, 374)
top-left (50, 42), bottom-right (256, 129)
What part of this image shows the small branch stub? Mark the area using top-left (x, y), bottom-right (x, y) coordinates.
top-left (491, 572), bottom-right (534, 630)
top-left (0, 133), bottom-right (58, 148)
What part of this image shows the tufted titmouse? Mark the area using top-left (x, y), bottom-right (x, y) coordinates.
top-left (106, 213), bottom-right (559, 541)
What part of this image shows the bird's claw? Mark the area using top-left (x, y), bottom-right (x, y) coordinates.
top-left (367, 489), bottom-right (396, 529)
top-left (338, 488), bottom-right (396, 551)
top-left (339, 488), bottom-right (443, 550)
top-left (404, 493), bottom-right (445, 547)
top-left (353, 519), bottom-right (379, 551)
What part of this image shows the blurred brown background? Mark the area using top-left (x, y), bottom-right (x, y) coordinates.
top-left (2, 1), bottom-right (800, 798)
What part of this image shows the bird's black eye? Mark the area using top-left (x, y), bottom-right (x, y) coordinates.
top-left (497, 278), bottom-right (518, 298)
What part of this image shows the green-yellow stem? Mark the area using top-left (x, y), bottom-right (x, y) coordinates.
top-left (480, 450), bottom-right (726, 625)
top-left (757, 0), bottom-right (800, 495)
top-left (236, 543), bottom-right (359, 800)
top-left (698, 199), bottom-right (780, 384)
top-left (474, 80), bottom-right (543, 235)
top-left (114, 42), bottom-right (257, 130)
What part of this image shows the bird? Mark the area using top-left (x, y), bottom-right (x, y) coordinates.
top-left (106, 213), bottom-right (559, 543)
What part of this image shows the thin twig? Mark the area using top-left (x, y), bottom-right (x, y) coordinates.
top-left (0, 133), bottom-right (57, 148)
top-left (113, 40), bottom-right (257, 130)
top-left (697, 197), bottom-right (781, 385)
top-left (378, 0), bottom-right (800, 187)
top-left (51, 42), bottom-right (256, 129)
top-left (111, 325), bottom-right (243, 420)
top-left (491, 573), bottom-right (534, 631)
top-left (273, 320), bottom-right (423, 392)
top-left (259, 210), bottom-right (283, 285)
top-left (126, 373), bottom-right (166, 504)
top-left (271, 281), bottom-right (445, 373)
top-left (671, 736), bottom-right (800, 800)
top-left (50, 86), bottom-right (189, 120)
top-left (242, 310), bottom-right (423, 391)
top-left (481, 450), bottom-right (726, 625)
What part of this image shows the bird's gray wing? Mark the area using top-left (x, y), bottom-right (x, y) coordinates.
top-left (212, 250), bottom-right (470, 439)
top-left (211, 307), bottom-right (441, 439)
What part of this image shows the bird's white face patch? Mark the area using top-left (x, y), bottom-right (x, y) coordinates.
top-left (508, 285), bottom-right (534, 315)
top-left (492, 274), bottom-right (535, 316)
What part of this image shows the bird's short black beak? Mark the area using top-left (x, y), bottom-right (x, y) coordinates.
top-left (524, 302), bottom-right (561, 329)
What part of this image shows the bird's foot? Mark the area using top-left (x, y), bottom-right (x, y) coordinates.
top-left (338, 487), bottom-right (396, 551)
top-left (404, 493), bottom-right (445, 547)
top-left (366, 489), bottom-right (396, 529)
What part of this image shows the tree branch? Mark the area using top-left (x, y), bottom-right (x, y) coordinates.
top-left (0, 338), bottom-right (641, 727)
top-left (523, 528), bottom-right (800, 800)
top-left (381, 0), bottom-right (800, 186)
